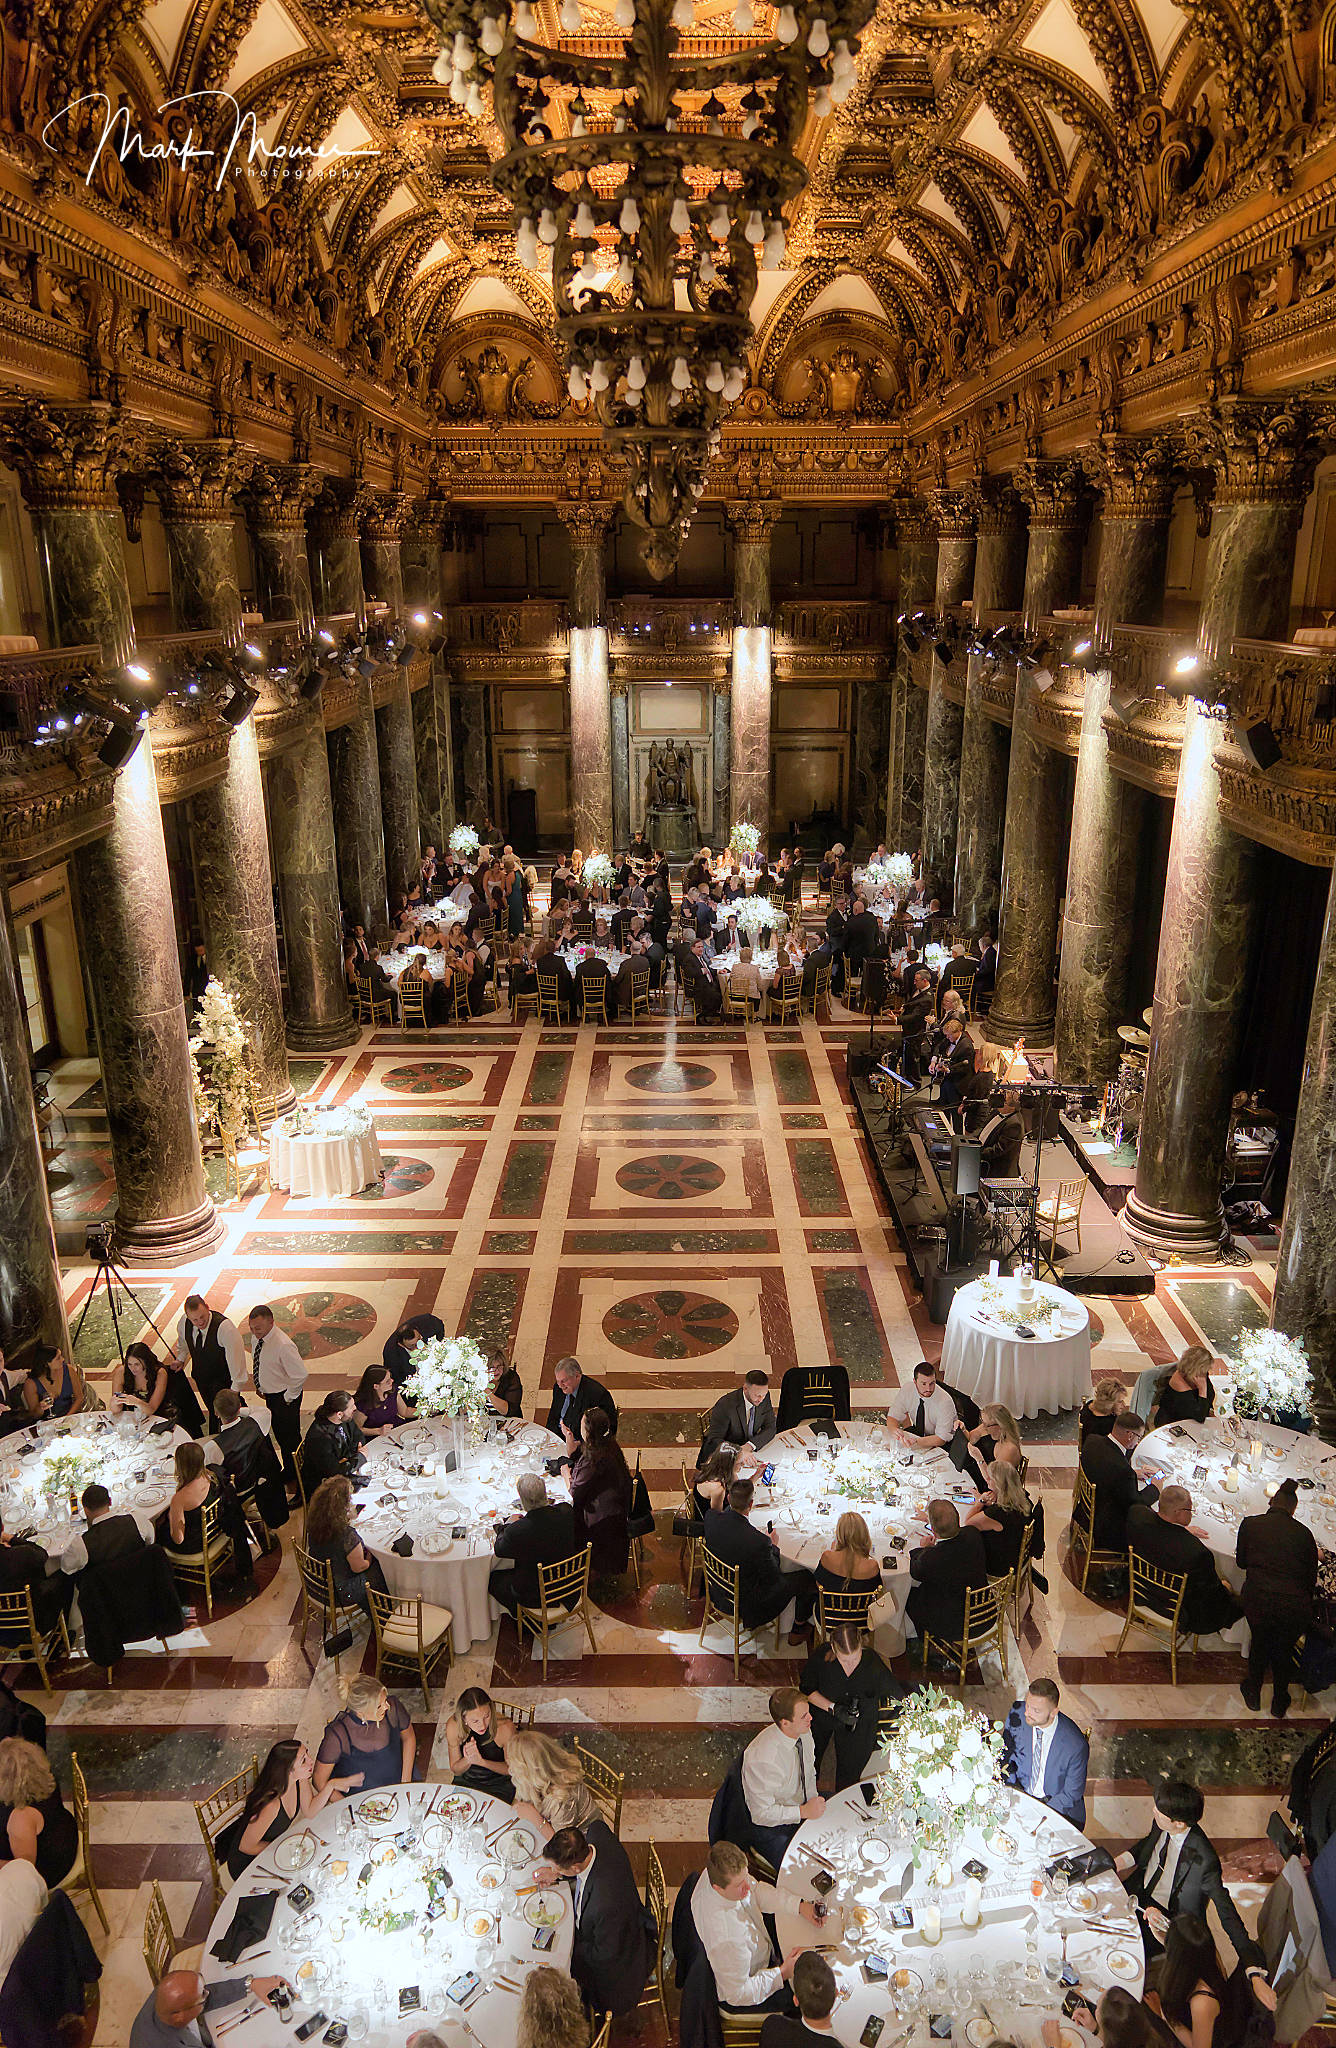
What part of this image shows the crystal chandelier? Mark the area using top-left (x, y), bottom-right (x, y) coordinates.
top-left (424, 0), bottom-right (871, 576)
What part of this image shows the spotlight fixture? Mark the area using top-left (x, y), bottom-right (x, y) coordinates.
top-left (221, 682), bottom-right (260, 726)
top-left (1163, 650), bottom-right (1208, 701)
top-left (1234, 715), bottom-right (1283, 773)
top-left (298, 663), bottom-right (326, 701)
top-left (97, 722), bottom-right (143, 769)
top-left (1069, 637), bottom-right (1099, 671)
top-left (1108, 683), bottom-right (1141, 724)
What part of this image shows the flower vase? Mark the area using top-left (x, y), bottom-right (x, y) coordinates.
top-left (931, 1857), bottom-right (953, 1889)
top-left (452, 1414), bottom-right (466, 1472)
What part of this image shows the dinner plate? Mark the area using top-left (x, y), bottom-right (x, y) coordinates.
top-left (293, 1958), bottom-right (327, 1993)
top-left (890, 1968), bottom-right (923, 1994)
top-left (525, 1892), bottom-right (566, 1927)
top-left (859, 1837), bottom-right (891, 1866)
top-left (1071, 1888), bottom-right (1097, 1914)
top-left (436, 1793), bottom-right (477, 1822)
top-left (273, 1831), bottom-right (317, 1872)
top-left (965, 2020), bottom-right (997, 2046)
top-left (357, 1792), bottom-right (400, 1826)
top-left (420, 1533), bottom-right (451, 1555)
top-left (1106, 1951), bottom-right (1139, 1980)
top-left (466, 1911), bottom-right (495, 1938)
top-left (476, 1861), bottom-right (505, 1890)
top-left (987, 1831), bottom-right (1016, 1857)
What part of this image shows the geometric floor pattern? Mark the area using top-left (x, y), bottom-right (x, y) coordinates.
top-left (29, 1006), bottom-right (1296, 2044)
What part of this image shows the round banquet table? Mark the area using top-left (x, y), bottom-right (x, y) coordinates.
top-left (381, 948), bottom-right (452, 982)
top-left (714, 947), bottom-right (781, 988)
top-left (774, 1783), bottom-right (1143, 2048)
top-left (764, 1421), bottom-right (978, 1655)
top-left (357, 1418), bottom-right (567, 1648)
top-left (268, 1112), bottom-right (382, 1199)
top-left (1132, 1415), bottom-right (1336, 1588)
top-left (203, 1781), bottom-right (573, 2048)
top-left (0, 1411), bottom-right (187, 1564)
top-left (557, 944), bottom-right (628, 975)
top-left (940, 1277), bottom-right (1091, 1418)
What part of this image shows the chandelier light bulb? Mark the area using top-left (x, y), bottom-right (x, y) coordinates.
top-left (671, 0), bottom-right (694, 23)
top-left (808, 15), bottom-right (829, 53)
top-left (614, 0), bottom-right (635, 20)
top-left (620, 195), bottom-right (640, 233)
top-left (568, 364), bottom-right (588, 401)
top-left (537, 207), bottom-right (559, 244)
top-left (708, 202), bottom-right (730, 242)
top-left (574, 199), bottom-right (596, 236)
top-left (579, 250), bottom-right (598, 283)
top-left (670, 197), bottom-right (691, 235)
top-left (776, 5), bottom-right (799, 40)
top-left (516, 217), bottom-right (539, 267)
top-left (672, 354), bottom-right (692, 389)
top-left (722, 366), bottom-right (746, 400)
top-left (572, 109), bottom-right (586, 135)
top-left (698, 249), bottom-right (718, 283)
top-left (466, 79), bottom-right (484, 115)
top-left (431, 45), bottom-right (453, 82)
top-left (448, 70), bottom-right (468, 102)
top-left (515, 0), bottom-right (536, 29)
top-left (479, 14), bottom-right (505, 53)
top-left (733, 0), bottom-right (755, 25)
top-left (627, 354), bottom-right (646, 388)
top-left (744, 208), bottom-right (765, 244)
top-left (453, 31), bottom-right (475, 67)
top-left (625, 383), bottom-right (642, 407)
top-left (559, 0), bottom-right (581, 28)
top-left (589, 358), bottom-right (610, 390)
top-left (762, 220), bottom-right (786, 266)
top-left (742, 112), bottom-right (760, 137)
top-left (705, 358), bottom-right (725, 392)
top-left (830, 69), bottom-right (854, 101)
top-left (616, 252), bottom-right (632, 286)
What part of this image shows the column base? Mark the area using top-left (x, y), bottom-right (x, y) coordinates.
top-left (267, 1078), bottom-right (298, 1119)
top-left (286, 1013), bottom-right (359, 1053)
top-left (982, 1008), bottom-right (1055, 1052)
top-left (1120, 1190), bottom-right (1226, 1263)
top-left (112, 1199), bottom-right (225, 1267)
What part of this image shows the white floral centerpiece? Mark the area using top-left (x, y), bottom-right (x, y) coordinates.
top-left (730, 821), bottom-right (761, 860)
top-left (874, 1688), bottom-right (1005, 1870)
top-left (923, 942), bottom-right (950, 975)
top-left (449, 824), bottom-right (480, 861)
top-left (403, 1334), bottom-right (490, 1427)
top-left (189, 978), bottom-right (252, 1139)
top-left (1225, 1328), bottom-right (1313, 1426)
top-left (315, 1097), bottom-right (373, 1139)
top-left (582, 851), bottom-right (616, 891)
top-left (427, 898), bottom-right (468, 930)
top-left (832, 1448), bottom-right (900, 1507)
top-left (860, 853), bottom-right (915, 902)
top-left (736, 895), bottom-right (787, 940)
top-left (31, 1440), bottom-right (104, 1505)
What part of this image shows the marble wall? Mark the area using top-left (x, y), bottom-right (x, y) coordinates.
top-left (163, 519), bottom-right (243, 641)
top-left (920, 531), bottom-right (975, 899)
top-left (730, 625), bottom-right (772, 835)
top-left (31, 507), bottom-right (135, 665)
top-left (954, 517), bottom-right (1025, 935)
top-left (569, 627), bottom-right (614, 852)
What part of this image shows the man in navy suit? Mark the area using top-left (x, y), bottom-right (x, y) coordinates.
top-left (1000, 1677), bottom-right (1089, 1829)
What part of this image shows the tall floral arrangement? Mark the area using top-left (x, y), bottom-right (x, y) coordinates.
top-left (923, 942), bottom-right (950, 975)
top-left (189, 979), bottom-right (252, 1137)
top-left (403, 1334), bottom-right (490, 1423)
top-left (874, 1689), bottom-right (1004, 1862)
top-left (861, 852), bottom-right (914, 901)
top-left (1225, 1328), bottom-right (1313, 1424)
top-left (735, 895), bottom-right (786, 940)
top-left (449, 824), bottom-right (480, 861)
top-left (428, 899), bottom-right (468, 930)
top-left (730, 821), bottom-right (760, 860)
top-left (582, 851), bottom-right (616, 891)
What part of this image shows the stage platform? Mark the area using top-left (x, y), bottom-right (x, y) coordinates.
top-left (850, 1059), bottom-right (1156, 1319)
top-left (1059, 1113), bottom-right (1139, 1213)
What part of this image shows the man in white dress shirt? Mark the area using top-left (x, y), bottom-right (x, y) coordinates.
top-left (173, 1295), bottom-right (246, 1434)
top-left (691, 1840), bottom-right (820, 2010)
top-left (886, 1361), bottom-right (960, 1450)
top-left (742, 1688), bottom-right (825, 1865)
top-left (246, 1305), bottom-right (307, 1487)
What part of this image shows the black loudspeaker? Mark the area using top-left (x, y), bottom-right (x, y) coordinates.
top-left (862, 958), bottom-right (889, 1012)
top-left (1234, 716), bottom-right (1282, 772)
top-left (952, 1140), bottom-right (982, 1197)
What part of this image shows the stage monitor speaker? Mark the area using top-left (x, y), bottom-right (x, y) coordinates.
top-left (862, 958), bottom-right (889, 1011)
top-left (952, 1139), bottom-right (982, 1197)
top-left (1234, 716), bottom-right (1282, 773)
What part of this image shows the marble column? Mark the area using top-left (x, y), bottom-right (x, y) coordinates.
top-left (1125, 403), bottom-right (1319, 1258)
top-left (241, 463), bottom-right (321, 632)
top-left (921, 491), bottom-right (976, 901)
top-left (328, 688), bottom-right (389, 934)
top-left (1054, 444), bottom-right (1175, 1085)
top-left (402, 504), bottom-right (456, 850)
top-left (727, 501), bottom-right (781, 841)
top-left (309, 478), bottom-right (370, 626)
top-left (0, 899), bottom-right (70, 1365)
top-left (152, 450), bottom-right (295, 1117)
top-left (375, 672), bottom-right (421, 904)
top-left (610, 681), bottom-right (631, 850)
top-left (268, 712), bottom-right (358, 1050)
top-left (886, 504), bottom-right (936, 855)
top-left (955, 488), bottom-right (1026, 936)
top-left (457, 682), bottom-right (490, 827)
top-left (1272, 860), bottom-right (1336, 1391)
top-left (987, 465), bottom-right (1088, 1047)
top-left (4, 404), bottom-right (220, 1262)
top-left (362, 491), bottom-right (410, 619)
top-left (711, 680), bottom-right (731, 845)
top-left (562, 503), bottom-right (615, 853)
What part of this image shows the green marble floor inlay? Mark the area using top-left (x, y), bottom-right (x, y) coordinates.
top-left (378, 1114), bottom-right (491, 1131)
top-left (810, 1229), bottom-right (859, 1251)
top-left (821, 1270), bottom-right (887, 1381)
top-left (581, 1113), bottom-right (758, 1131)
top-left (1171, 1278), bottom-right (1268, 1354)
top-left (483, 1231), bottom-right (537, 1255)
top-left (496, 1142), bottom-right (553, 1217)
top-left (238, 1230), bottom-right (455, 1255)
top-left (289, 1059), bottom-right (330, 1096)
top-left (1096, 1721), bottom-right (1309, 1791)
top-left (526, 1051), bottom-right (571, 1104)
top-left (784, 1113), bottom-right (826, 1129)
top-left (517, 1114), bottom-right (560, 1129)
top-left (792, 1138), bottom-right (849, 1214)
top-left (70, 1280), bottom-right (172, 1368)
top-left (566, 1229), bottom-right (775, 1254)
top-left (772, 1051), bottom-right (818, 1104)
top-left (461, 1271), bottom-right (523, 1349)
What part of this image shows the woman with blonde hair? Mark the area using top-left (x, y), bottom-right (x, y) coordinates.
top-left (313, 1673), bottom-right (415, 1793)
top-left (963, 1459), bottom-right (1035, 1579)
top-left (1154, 1346), bottom-right (1217, 1429)
top-left (817, 1512), bottom-right (882, 1598)
top-left (962, 1401), bottom-right (1023, 1477)
top-left (1080, 1378), bottom-right (1125, 1442)
top-left (445, 1687), bottom-right (517, 1801)
top-left (517, 1965), bottom-right (590, 2048)
top-left (508, 1729), bottom-right (596, 1839)
top-left (0, 1737), bottom-right (77, 1882)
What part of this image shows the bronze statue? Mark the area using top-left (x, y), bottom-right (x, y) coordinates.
top-left (646, 738), bottom-right (695, 811)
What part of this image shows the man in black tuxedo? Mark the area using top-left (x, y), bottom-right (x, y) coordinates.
top-left (0, 1513), bottom-right (72, 1633)
top-left (1126, 1487), bottom-right (1242, 1637)
top-left (681, 938), bottom-right (723, 1018)
top-left (1237, 1479), bottom-right (1320, 1717)
top-left (1115, 1776), bottom-right (1266, 1972)
top-left (354, 944), bottom-right (398, 1018)
top-left (975, 935), bottom-right (997, 1000)
top-left (1079, 1411), bottom-right (1159, 1555)
top-left (703, 1477), bottom-right (817, 1643)
top-left (300, 1391), bottom-right (365, 1490)
top-left (490, 1474), bottom-right (579, 1613)
top-left (208, 1390), bottom-right (289, 1535)
top-left (382, 1314), bottom-right (446, 1388)
top-left (907, 1498), bottom-right (987, 1643)
top-left (577, 953), bottom-right (616, 1021)
top-left (979, 1090), bottom-right (1025, 1175)
top-left (539, 1824), bottom-right (651, 2015)
top-left (59, 1484), bottom-right (153, 1574)
top-left (928, 1015), bottom-right (975, 1106)
top-left (900, 970), bottom-right (936, 1082)
top-left (761, 1952), bottom-right (839, 2048)
top-left (843, 896), bottom-right (881, 980)
top-left (546, 1356), bottom-right (617, 1453)
top-left (702, 1372), bottom-right (776, 1462)
top-left (824, 899), bottom-right (849, 993)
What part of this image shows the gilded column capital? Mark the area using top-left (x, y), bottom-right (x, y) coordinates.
top-left (150, 438), bottom-right (257, 522)
top-left (240, 461), bottom-right (324, 532)
top-left (362, 490), bottom-right (414, 545)
top-left (310, 475), bottom-right (375, 538)
top-left (975, 478), bottom-right (1027, 539)
top-left (1184, 399), bottom-right (1332, 507)
top-left (927, 485), bottom-right (979, 541)
top-left (725, 499), bottom-right (783, 549)
top-left (0, 402), bottom-right (149, 512)
top-left (558, 501), bottom-right (617, 551)
top-left (1083, 434), bottom-right (1180, 521)
top-left (406, 496), bottom-right (453, 548)
top-left (1013, 458), bottom-right (1089, 533)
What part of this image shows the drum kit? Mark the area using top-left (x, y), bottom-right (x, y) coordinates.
top-left (1096, 1009), bottom-right (1152, 1146)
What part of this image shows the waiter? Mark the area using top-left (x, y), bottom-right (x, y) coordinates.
top-left (174, 1294), bottom-right (246, 1434)
top-left (245, 1305), bottom-right (307, 1487)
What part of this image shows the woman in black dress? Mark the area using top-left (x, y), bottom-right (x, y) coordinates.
top-left (800, 1626), bottom-right (906, 1789)
top-left (963, 1460), bottom-right (1035, 1579)
top-left (444, 1687), bottom-right (518, 1802)
top-left (313, 1676), bottom-right (416, 1795)
top-left (113, 1339), bottom-right (206, 1439)
top-left (1079, 1379), bottom-right (1126, 1445)
top-left (1153, 1347), bottom-right (1218, 1429)
top-left (486, 1351), bottom-right (524, 1419)
top-left (0, 1737), bottom-right (77, 1884)
top-left (815, 1512), bottom-right (883, 1623)
top-left (304, 1476), bottom-right (386, 1614)
top-left (163, 1441), bottom-right (253, 1583)
top-left (224, 1738), bottom-right (356, 1879)
top-left (569, 1410), bottom-right (633, 1575)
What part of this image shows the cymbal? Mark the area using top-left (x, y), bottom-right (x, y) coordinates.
top-left (1142, 1007), bottom-right (1153, 1027)
top-left (1119, 1024), bottom-right (1151, 1047)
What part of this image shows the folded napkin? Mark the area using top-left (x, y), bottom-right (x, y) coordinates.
top-left (210, 1887), bottom-right (278, 1963)
top-left (149, 1419), bottom-right (176, 1437)
top-left (1047, 1846), bottom-right (1114, 1883)
top-left (391, 1533), bottom-right (415, 1555)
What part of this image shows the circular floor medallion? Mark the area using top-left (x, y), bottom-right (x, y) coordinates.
top-left (379, 1062), bottom-right (471, 1094)
top-left (623, 1060), bottom-right (715, 1095)
top-left (350, 1155), bottom-right (434, 1200)
top-left (269, 1291), bottom-right (377, 1358)
top-left (614, 1154), bottom-right (726, 1201)
top-left (602, 1288), bottom-right (741, 1358)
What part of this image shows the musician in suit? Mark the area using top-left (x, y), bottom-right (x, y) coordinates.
top-left (1000, 1678), bottom-right (1089, 1828)
top-left (906, 1499), bottom-right (987, 1643)
top-left (382, 1315), bottom-right (446, 1388)
top-left (900, 971), bottom-right (936, 1081)
top-left (929, 1015), bottom-right (976, 1106)
top-left (1236, 1478), bottom-right (1321, 1717)
top-left (702, 1373), bottom-right (777, 1462)
top-left (545, 1357), bottom-right (618, 1453)
top-left (1126, 1488), bottom-right (1243, 1637)
top-left (1079, 1411), bottom-right (1159, 1556)
top-left (538, 1823), bottom-right (651, 2015)
top-left (1114, 1777), bottom-right (1266, 1971)
top-left (703, 1478), bottom-right (817, 1642)
top-left (979, 1090), bottom-right (1025, 1175)
top-left (489, 1474), bottom-right (579, 1614)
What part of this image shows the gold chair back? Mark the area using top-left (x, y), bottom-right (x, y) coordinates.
top-left (195, 1752), bottom-right (261, 1907)
top-left (573, 1737), bottom-right (626, 1837)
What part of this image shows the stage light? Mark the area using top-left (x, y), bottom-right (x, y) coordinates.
top-left (1108, 683), bottom-right (1140, 724)
top-left (1234, 716), bottom-right (1282, 772)
top-left (97, 722), bottom-right (143, 769)
top-left (221, 682), bottom-right (259, 726)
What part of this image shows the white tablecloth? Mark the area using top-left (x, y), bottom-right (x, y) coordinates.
top-left (357, 1418), bottom-right (567, 1648)
top-left (774, 1784), bottom-right (1142, 2048)
top-left (713, 947), bottom-right (781, 988)
top-left (765, 1422), bottom-right (976, 1654)
top-left (557, 945), bottom-right (628, 975)
top-left (204, 1782), bottom-right (572, 2048)
top-left (1133, 1416), bottom-right (1336, 1586)
top-left (941, 1278), bottom-right (1091, 1418)
top-left (0, 1412), bottom-right (187, 1563)
top-left (382, 948), bottom-right (452, 982)
top-left (269, 1116), bottom-right (382, 1198)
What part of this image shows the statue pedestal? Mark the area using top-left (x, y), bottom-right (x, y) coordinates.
top-left (648, 804), bottom-right (697, 857)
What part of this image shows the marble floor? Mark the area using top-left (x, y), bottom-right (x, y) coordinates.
top-left (25, 1001), bottom-right (1307, 2046)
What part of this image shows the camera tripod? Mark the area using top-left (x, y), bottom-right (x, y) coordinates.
top-left (70, 1222), bottom-right (172, 1363)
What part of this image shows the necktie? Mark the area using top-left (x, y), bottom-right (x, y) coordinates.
top-left (914, 1398), bottom-right (926, 1436)
top-left (251, 1338), bottom-right (262, 1394)
top-left (1031, 1728), bottom-right (1045, 1791)
top-left (1146, 1830), bottom-right (1169, 1901)
top-left (796, 1741), bottom-right (808, 1801)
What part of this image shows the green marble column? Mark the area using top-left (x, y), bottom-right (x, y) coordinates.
top-left (886, 504), bottom-right (935, 856)
top-left (329, 687), bottom-right (390, 936)
top-left (955, 488), bottom-right (1026, 937)
top-left (402, 505), bottom-right (456, 853)
top-left (241, 463), bottom-right (321, 633)
top-left (152, 439), bottom-right (252, 644)
top-left (269, 712), bottom-right (358, 1051)
top-left (361, 491), bottom-right (410, 617)
top-left (727, 502), bottom-right (781, 844)
top-left (309, 478), bottom-right (370, 627)
top-left (0, 899), bottom-right (71, 1364)
top-left (0, 403), bottom-right (142, 667)
top-left (376, 672), bottom-right (421, 905)
top-left (562, 503), bottom-right (615, 853)
top-left (1273, 859), bottom-right (1336, 1402)
top-left (921, 491), bottom-right (976, 901)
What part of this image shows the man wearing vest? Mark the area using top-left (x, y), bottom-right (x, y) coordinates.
top-left (174, 1295), bottom-right (247, 1435)
top-left (59, 1485), bottom-right (156, 1574)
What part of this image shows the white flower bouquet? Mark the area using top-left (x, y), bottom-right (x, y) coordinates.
top-left (449, 825), bottom-right (481, 861)
top-left (832, 1449), bottom-right (900, 1506)
top-left (1226, 1328), bottom-right (1313, 1424)
top-left (923, 942), bottom-right (950, 975)
top-left (427, 899), bottom-right (468, 930)
top-left (403, 1334), bottom-right (490, 1423)
top-left (582, 851), bottom-right (616, 891)
top-left (859, 853), bottom-right (915, 901)
top-left (874, 1688), bottom-right (1005, 1860)
top-left (730, 821), bottom-right (761, 859)
top-left (735, 895), bottom-right (787, 939)
top-left (33, 1441), bottom-right (104, 1502)
top-left (189, 978), bottom-right (252, 1138)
